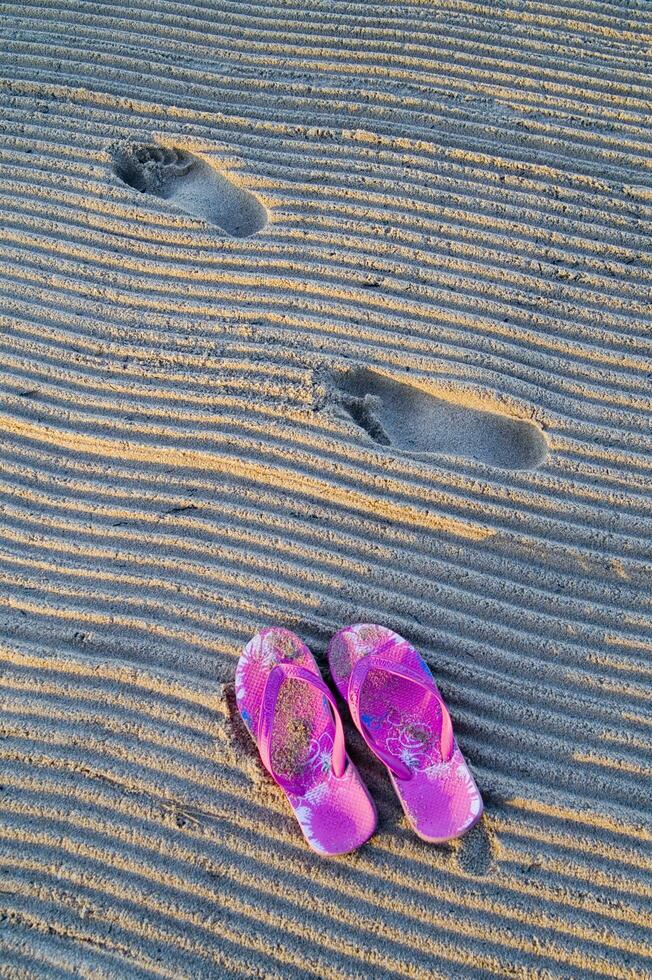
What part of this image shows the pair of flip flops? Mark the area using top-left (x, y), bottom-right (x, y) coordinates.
top-left (235, 623), bottom-right (483, 856)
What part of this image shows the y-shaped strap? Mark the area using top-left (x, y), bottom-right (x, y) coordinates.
top-left (257, 662), bottom-right (347, 790)
top-left (348, 655), bottom-right (454, 781)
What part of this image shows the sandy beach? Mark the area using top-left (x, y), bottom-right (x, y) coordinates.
top-left (0, 0), bottom-right (651, 975)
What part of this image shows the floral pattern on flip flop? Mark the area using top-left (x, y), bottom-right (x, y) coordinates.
top-left (454, 761), bottom-right (483, 828)
top-left (305, 731), bottom-right (334, 777)
top-left (235, 627), bottom-right (306, 736)
top-left (360, 706), bottom-right (444, 774)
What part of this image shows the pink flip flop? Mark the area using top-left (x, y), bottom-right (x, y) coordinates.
top-left (235, 627), bottom-right (377, 856)
top-left (328, 624), bottom-right (483, 843)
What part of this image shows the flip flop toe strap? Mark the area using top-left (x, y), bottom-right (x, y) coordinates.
top-left (348, 655), bottom-right (454, 780)
top-left (258, 662), bottom-right (347, 790)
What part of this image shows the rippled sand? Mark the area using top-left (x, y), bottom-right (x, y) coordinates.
top-left (0, 1), bottom-right (651, 976)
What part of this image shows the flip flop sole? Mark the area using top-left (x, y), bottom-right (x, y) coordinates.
top-left (236, 627), bottom-right (377, 856)
top-left (328, 624), bottom-right (483, 842)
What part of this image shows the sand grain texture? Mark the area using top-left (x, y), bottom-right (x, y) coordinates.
top-left (0, 0), bottom-right (651, 976)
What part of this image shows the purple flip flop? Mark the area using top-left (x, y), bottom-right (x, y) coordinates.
top-left (328, 624), bottom-right (483, 842)
top-left (235, 627), bottom-right (377, 856)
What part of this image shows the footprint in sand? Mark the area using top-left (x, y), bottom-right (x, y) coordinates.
top-left (455, 821), bottom-right (495, 877)
top-left (112, 144), bottom-right (268, 237)
top-left (333, 367), bottom-right (547, 470)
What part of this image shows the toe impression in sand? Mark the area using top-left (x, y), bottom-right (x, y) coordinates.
top-left (334, 367), bottom-right (547, 470)
top-left (113, 144), bottom-right (268, 237)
